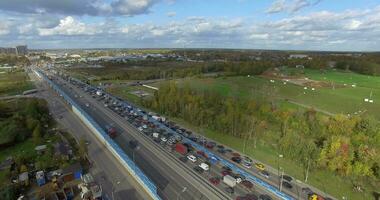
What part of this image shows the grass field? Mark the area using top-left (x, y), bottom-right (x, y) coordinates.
top-left (0, 71), bottom-right (34, 96)
top-left (149, 69), bottom-right (380, 119)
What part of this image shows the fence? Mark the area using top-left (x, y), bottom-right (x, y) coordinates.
top-left (36, 70), bottom-right (160, 200)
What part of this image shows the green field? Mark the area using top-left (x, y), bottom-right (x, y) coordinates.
top-left (150, 69), bottom-right (380, 119)
top-left (0, 71), bottom-right (34, 96)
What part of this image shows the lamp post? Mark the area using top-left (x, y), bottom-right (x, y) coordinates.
top-left (112, 180), bottom-right (121, 200)
top-left (277, 154), bottom-right (283, 190)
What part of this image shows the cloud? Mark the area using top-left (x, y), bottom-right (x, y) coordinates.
top-left (266, 0), bottom-right (323, 14)
top-left (38, 16), bottom-right (100, 36)
top-left (0, 0), bottom-right (159, 16)
top-left (266, 0), bottom-right (286, 14)
top-left (167, 11), bottom-right (176, 17)
top-left (0, 21), bottom-right (11, 35)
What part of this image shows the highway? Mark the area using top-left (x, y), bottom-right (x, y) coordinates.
top-left (28, 69), bottom-right (151, 200)
top-left (38, 66), bottom-right (332, 200)
top-left (40, 69), bottom-right (234, 200)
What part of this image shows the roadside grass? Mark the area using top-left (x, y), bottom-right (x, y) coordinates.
top-left (0, 71), bottom-right (34, 96)
top-left (170, 117), bottom-right (377, 200)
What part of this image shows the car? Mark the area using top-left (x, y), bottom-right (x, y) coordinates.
top-left (282, 175), bottom-right (293, 182)
top-left (221, 170), bottom-right (231, 176)
top-left (236, 194), bottom-right (258, 200)
top-left (243, 156), bottom-right (253, 164)
top-left (187, 155), bottom-right (197, 162)
top-left (232, 152), bottom-right (241, 157)
top-left (209, 177), bottom-right (221, 186)
top-left (241, 180), bottom-right (253, 189)
top-left (259, 170), bottom-right (270, 179)
top-left (217, 148), bottom-right (227, 154)
top-left (179, 157), bottom-right (188, 163)
top-left (193, 166), bottom-right (204, 174)
top-left (259, 194), bottom-right (272, 200)
top-left (254, 163), bottom-right (265, 171)
top-left (85, 103), bottom-right (90, 107)
top-left (225, 187), bottom-right (234, 194)
top-left (282, 181), bottom-right (293, 189)
top-left (242, 162), bottom-right (252, 168)
top-left (231, 156), bottom-right (242, 163)
top-left (302, 187), bottom-right (314, 196)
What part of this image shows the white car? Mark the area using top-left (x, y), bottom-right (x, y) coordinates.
top-left (199, 163), bottom-right (209, 171)
top-left (187, 155), bottom-right (197, 162)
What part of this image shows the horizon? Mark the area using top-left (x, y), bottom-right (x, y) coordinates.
top-left (0, 0), bottom-right (379, 51)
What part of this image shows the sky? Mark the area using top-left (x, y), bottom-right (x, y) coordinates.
top-left (0, 0), bottom-right (379, 51)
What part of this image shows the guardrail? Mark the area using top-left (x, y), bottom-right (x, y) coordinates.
top-left (35, 70), bottom-right (160, 200)
top-left (61, 74), bottom-right (294, 200)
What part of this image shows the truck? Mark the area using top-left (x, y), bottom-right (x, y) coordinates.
top-left (223, 175), bottom-right (237, 187)
top-left (175, 143), bottom-right (188, 155)
top-left (105, 125), bottom-right (117, 139)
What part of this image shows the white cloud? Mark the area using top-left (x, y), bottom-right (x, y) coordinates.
top-left (38, 16), bottom-right (100, 36)
top-left (167, 11), bottom-right (176, 17)
top-left (266, 0), bottom-right (286, 14)
top-left (266, 0), bottom-right (323, 14)
top-left (0, 22), bottom-right (11, 35)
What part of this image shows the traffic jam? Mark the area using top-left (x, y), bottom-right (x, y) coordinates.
top-left (57, 71), bottom-right (330, 200)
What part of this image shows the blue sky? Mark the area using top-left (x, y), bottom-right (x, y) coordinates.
top-left (0, 0), bottom-right (379, 51)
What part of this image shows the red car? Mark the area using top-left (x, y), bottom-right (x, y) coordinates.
top-left (241, 180), bottom-right (254, 189)
top-left (209, 177), bottom-right (221, 186)
top-left (221, 170), bottom-right (231, 176)
top-left (196, 151), bottom-right (208, 158)
top-left (232, 152), bottom-right (241, 157)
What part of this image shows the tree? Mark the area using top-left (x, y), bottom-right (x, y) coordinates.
top-left (78, 137), bottom-right (88, 160)
top-left (32, 123), bottom-right (42, 145)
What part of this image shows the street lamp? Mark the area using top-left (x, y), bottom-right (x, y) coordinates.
top-left (177, 187), bottom-right (187, 200)
top-left (112, 180), bottom-right (121, 200)
top-left (277, 154), bottom-right (283, 190)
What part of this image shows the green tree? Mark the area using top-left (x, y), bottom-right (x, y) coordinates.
top-left (32, 123), bottom-right (42, 145)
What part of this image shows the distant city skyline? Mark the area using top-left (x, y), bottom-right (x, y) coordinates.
top-left (0, 0), bottom-right (379, 51)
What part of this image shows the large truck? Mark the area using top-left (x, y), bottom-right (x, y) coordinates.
top-left (175, 143), bottom-right (188, 155)
top-left (223, 175), bottom-right (237, 187)
top-left (105, 125), bottom-right (117, 139)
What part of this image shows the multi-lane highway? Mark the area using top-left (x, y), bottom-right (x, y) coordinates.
top-left (28, 68), bottom-right (152, 200)
top-left (40, 69), bottom-right (234, 200)
top-left (37, 66), bottom-right (336, 200)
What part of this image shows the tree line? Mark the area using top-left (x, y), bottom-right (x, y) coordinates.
top-left (143, 82), bottom-right (380, 185)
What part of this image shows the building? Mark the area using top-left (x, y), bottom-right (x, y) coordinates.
top-left (16, 45), bottom-right (28, 55)
top-left (0, 45), bottom-right (28, 55)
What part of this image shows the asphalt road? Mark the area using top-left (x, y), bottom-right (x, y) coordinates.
top-left (50, 72), bottom-right (231, 200)
top-left (28, 69), bottom-right (151, 200)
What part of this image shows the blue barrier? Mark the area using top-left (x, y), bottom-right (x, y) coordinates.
top-left (36, 70), bottom-right (160, 200)
top-left (59, 74), bottom-right (294, 200)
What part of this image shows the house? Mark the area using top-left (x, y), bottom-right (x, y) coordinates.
top-left (19, 172), bottom-right (29, 186)
top-left (35, 145), bottom-right (47, 155)
top-left (0, 157), bottom-right (14, 171)
top-left (62, 163), bottom-right (82, 183)
top-left (54, 142), bottom-right (73, 160)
